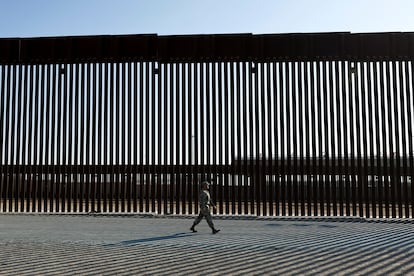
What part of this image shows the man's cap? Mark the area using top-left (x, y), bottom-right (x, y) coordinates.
top-left (201, 180), bottom-right (210, 186)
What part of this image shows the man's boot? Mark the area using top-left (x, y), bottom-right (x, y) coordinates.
top-left (212, 228), bottom-right (220, 234)
top-left (190, 225), bottom-right (197, 233)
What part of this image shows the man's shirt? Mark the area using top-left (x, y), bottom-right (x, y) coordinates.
top-left (199, 190), bottom-right (211, 209)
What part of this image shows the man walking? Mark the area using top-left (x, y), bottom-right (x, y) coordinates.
top-left (190, 180), bottom-right (220, 234)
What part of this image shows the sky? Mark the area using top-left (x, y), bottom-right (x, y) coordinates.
top-left (1, 0), bottom-right (414, 38)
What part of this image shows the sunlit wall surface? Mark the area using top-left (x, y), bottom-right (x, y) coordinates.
top-left (0, 33), bottom-right (413, 217)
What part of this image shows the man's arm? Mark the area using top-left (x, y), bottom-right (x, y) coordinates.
top-left (210, 199), bottom-right (217, 209)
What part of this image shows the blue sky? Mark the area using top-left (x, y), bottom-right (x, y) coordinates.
top-left (1, 0), bottom-right (414, 38)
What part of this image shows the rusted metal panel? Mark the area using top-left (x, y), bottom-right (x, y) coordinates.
top-left (2, 32), bottom-right (414, 64)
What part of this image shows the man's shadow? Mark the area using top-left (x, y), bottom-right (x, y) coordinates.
top-left (104, 233), bottom-right (193, 246)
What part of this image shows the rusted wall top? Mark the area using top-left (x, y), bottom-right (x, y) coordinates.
top-left (1, 32), bottom-right (414, 64)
